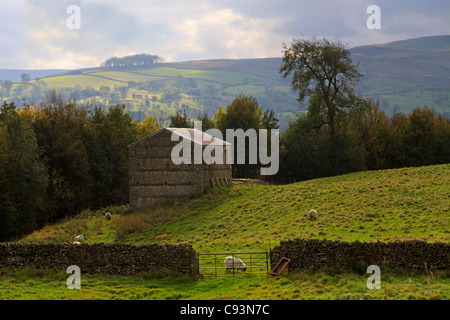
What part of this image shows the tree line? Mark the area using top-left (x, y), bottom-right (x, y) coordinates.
top-left (100, 53), bottom-right (163, 68)
top-left (276, 102), bottom-right (450, 183)
top-left (0, 95), bottom-right (158, 241)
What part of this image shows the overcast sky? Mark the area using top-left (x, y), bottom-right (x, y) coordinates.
top-left (1, 0), bottom-right (449, 69)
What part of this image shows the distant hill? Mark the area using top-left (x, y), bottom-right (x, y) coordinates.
top-left (351, 35), bottom-right (450, 114)
top-left (2, 35), bottom-right (449, 127)
top-left (381, 35), bottom-right (450, 52)
top-left (166, 58), bottom-right (284, 80)
top-left (0, 69), bottom-right (69, 82)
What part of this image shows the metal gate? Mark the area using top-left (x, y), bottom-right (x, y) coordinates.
top-left (197, 251), bottom-right (269, 277)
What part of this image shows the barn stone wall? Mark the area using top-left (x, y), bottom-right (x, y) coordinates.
top-left (129, 129), bottom-right (232, 210)
top-left (271, 239), bottom-right (450, 270)
top-left (0, 243), bottom-right (199, 275)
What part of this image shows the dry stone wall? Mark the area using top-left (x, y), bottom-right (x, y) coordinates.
top-left (1, 239), bottom-right (448, 276)
top-left (271, 239), bottom-right (449, 270)
top-left (0, 243), bottom-right (199, 275)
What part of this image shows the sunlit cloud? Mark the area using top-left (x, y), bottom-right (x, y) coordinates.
top-left (0, 0), bottom-right (449, 69)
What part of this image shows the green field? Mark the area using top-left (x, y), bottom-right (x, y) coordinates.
top-left (2, 164), bottom-right (448, 300)
top-left (23, 64), bottom-right (295, 130)
top-left (41, 74), bottom-right (125, 89)
top-left (21, 164), bottom-right (450, 250)
top-left (1, 266), bottom-right (448, 300)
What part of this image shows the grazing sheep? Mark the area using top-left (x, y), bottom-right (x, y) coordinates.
top-left (308, 209), bottom-right (317, 220)
top-left (224, 256), bottom-right (247, 272)
top-left (105, 211), bottom-right (112, 220)
top-left (74, 234), bottom-right (84, 243)
top-left (72, 241), bottom-right (81, 245)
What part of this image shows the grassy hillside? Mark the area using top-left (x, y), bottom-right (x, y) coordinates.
top-left (6, 164), bottom-right (449, 300)
top-left (21, 164), bottom-right (450, 253)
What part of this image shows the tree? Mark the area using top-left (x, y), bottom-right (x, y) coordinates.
top-left (100, 53), bottom-right (163, 68)
top-left (21, 73), bottom-right (31, 82)
top-left (349, 99), bottom-right (389, 170)
top-left (404, 107), bottom-right (436, 166)
top-left (118, 86), bottom-right (128, 100)
top-left (277, 111), bottom-right (366, 183)
top-left (0, 88), bottom-right (7, 101)
top-left (45, 89), bottom-right (66, 106)
top-left (0, 102), bottom-right (48, 240)
top-left (261, 108), bottom-right (279, 130)
top-left (215, 94), bottom-right (270, 178)
top-left (280, 37), bottom-right (365, 174)
top-left (196, 113), bottom-right (215, 131)
top-left (138, 115), bottom-right (160, 137)
top-left (32, 103), bottom-right (92, 221)
top-left (170, 110), bottom-right (193, 128)
top-left (215, 94), bottom-right (262, 133)
top-left (434, 114), bottom-right (450, 164)
top-left (384, 112), bottom-right (408, 168)
top-left (100, 85), bottom-right (111, 103)
top-left (30, 85), bottom-right (44, 103)
top-left (2, 80), bottom-right (13, 95)
top-left (277, 114), bottom-right (321, 182)
top-left (84, 105), bottom-right (140, 207)
top-left (14, 84), bottom-right (28, 98)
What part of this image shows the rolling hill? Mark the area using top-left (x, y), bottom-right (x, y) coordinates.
top-left (351, 35), bottom-right (450, 115)
top-left (2, 35), bottom-right (450, 130)
top-left (8, 164), bottom-right (450, 300)
top-left (20, 164), bottom-right (450, 252)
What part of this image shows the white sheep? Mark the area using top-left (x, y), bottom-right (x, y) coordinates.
top-left (105, 211), bottom-right (112, 220)
top-left (308, 209), bottom-right (317, 220)
top-left (224, 256), bottom-right (247, 272)
top-left (74, 234), bottom-right (84, 243)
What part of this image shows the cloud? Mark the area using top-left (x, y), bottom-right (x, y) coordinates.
top-left (2, 0), bottom-right (450, 69)
top-left (20, 0), bottom-right (169, 68)
top-left (172, 7), bottom-right (290, 60)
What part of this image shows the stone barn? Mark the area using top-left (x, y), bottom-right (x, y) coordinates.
top-left (128, 128), bottom-right (232, 210)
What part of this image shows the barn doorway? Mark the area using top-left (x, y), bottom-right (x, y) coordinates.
top-left (197, 251), bottom-right (269, 277)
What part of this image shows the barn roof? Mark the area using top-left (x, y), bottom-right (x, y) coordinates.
top-left (128, 127), bottom-right (231, 149)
